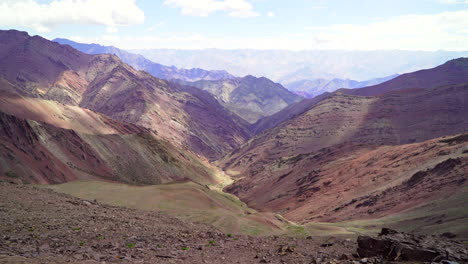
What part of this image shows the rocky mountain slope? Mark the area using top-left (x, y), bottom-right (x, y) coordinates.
top-left (1, 29), bottom-right (467, 263)
top-left (53, 38), bottom-right (234, 82)
top-left (0, 182), bottom-right (360, 264)
top-left (1, 182), bottom-right (466, 263)
top-left (223, 83), bottom-right (468, 171)
top-left (250, 92), bottom-right (332, 134)
top-left (0, 30), bottom-right (250, 159)
top-left (225, 133), bottom-right (467, 226)
top-left (0, 93), bottom-right (217, 185)
top-left (220, 60), bottom-right (468, 228)
top-left (176, 76), bottom-right (302, 123)
top-left (250, 57), bottom-right (468, 135)
top-left (285, 75), bottom-right (398, 98)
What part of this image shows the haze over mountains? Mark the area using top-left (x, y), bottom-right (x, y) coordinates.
top-left (286, 74), bottom-right (399, 98)
top-left (54, 38), bottom-right (234, 82)
top-left (130, 49), bottom-right (468, 83)
top-left (0, 28), bottom-right (467, 263)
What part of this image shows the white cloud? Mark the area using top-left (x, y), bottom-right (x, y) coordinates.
top-left (147, 22), bottom-right (165, 32)
top-left (436, 0), bottom-right (458, 3)
top-left (0, 0), bottom-right (145, 32)
top-left (309, 6), bottom-right (327, 9)
top-left (163, 0), bottom-right (259, 17)
top-left (304, 9), bottom-right (468, 51)
top-left (434, 0), bottom-right (466, 3)
top-left (267, 11), bottom-right (275, 18)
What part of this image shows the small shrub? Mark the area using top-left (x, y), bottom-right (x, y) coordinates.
top-left (227, 234), bottom-right (232, 238)
top-left (126, 243), bottom-right (136, 248)
top-left (4, 171), bottom-right (18, 178)
top-left (79, 242), bottom-right (85, 246)
top-left (71, 227), bottom-right (81, 231)
top-left (181, 247), bottom-right (189, 250)
top-left (96, 235), bottom-right (105, 240)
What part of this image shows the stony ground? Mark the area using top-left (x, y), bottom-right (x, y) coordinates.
top-left (0, 182), bottom-right (358, 264)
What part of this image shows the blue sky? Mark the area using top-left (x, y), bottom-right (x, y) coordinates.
top-left (1, 0), bottom-right (467, 50)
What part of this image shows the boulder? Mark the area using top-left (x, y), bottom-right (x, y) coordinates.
top-left (356, 228), bottom-right (468, 262)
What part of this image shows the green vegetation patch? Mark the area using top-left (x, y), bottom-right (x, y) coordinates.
top-left (4, 171), bottom-right (18, 178)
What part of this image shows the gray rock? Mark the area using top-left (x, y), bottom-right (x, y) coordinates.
top-left (356, 228), bottom-right (468, 262)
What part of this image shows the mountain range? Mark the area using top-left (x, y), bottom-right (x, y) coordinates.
top-left (130, 49), bottom-right (468, 83)
top-left (0, 29), bottom-right (467, 258)
top-left (54, 38), bottom-right (303, 124)
top-left (53, 38), bottom-right (234, 82)
top-left (221, 57), bottom-right (468, 231)
top-left (285, 74), bottom-right (399, 98)
top-left (0, 30), bottom-right (249, 160)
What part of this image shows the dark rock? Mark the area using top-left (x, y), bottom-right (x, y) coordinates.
top-left (357, 228), bottom-right (468, 262)
top-left (440, 232), bottom-right (457, 239)
top-left (339, 254), bottom-right (349, 260)
top-left (277, 245), bottom-right (295, 256)
top-left (379, 228), bottom-right (398, 236)
top-left (320, 243), bottom-right (334, 247)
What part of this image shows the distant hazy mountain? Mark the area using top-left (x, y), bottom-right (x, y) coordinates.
top-left (130, 49), bottom-right (468, 82)
top-left (285, 74), bottom-right (399, 98)
top-left (53, 38), bottom-right (234, 82)
top-left (177, 76), bottom-right (302, 123)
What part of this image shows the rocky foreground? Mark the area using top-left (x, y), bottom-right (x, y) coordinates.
top-left (0, 182), bottom-right (466, 264)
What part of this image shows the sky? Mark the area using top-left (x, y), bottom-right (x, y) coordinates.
top-left (0, 0), bottom-right (467, 50)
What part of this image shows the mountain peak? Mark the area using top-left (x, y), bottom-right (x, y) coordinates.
top-left (242, 74), bottom-right (260, 80)
top-left (0, 29), bottom-right (29, 37)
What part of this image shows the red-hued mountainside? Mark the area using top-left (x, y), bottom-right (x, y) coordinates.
top-left (1, 28), bottom-right (468, 247)
top-left (0, 93), bottom-right (217, 185)
top-left (251, 57), bottom-right (468, 136)
top-left (249, 92), bottom-right (332, 134)
top-left (225, 82), bottom-right (468, 169)
top-left (221, 59), bottom-right (468, 225)
top-left (0, 30), bottom-right (249, 159)
top-left (226, 133), bottom-right (467, 220)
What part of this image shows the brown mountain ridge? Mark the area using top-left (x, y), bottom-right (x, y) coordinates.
top-left (0, 93), bottom-right (217, 185)
top-left (0, 30), bottom-right (250, 160)
top-left (0, 29), bottom-right (467, 253)
top-left (221, 59), bottom-right (468, 234)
